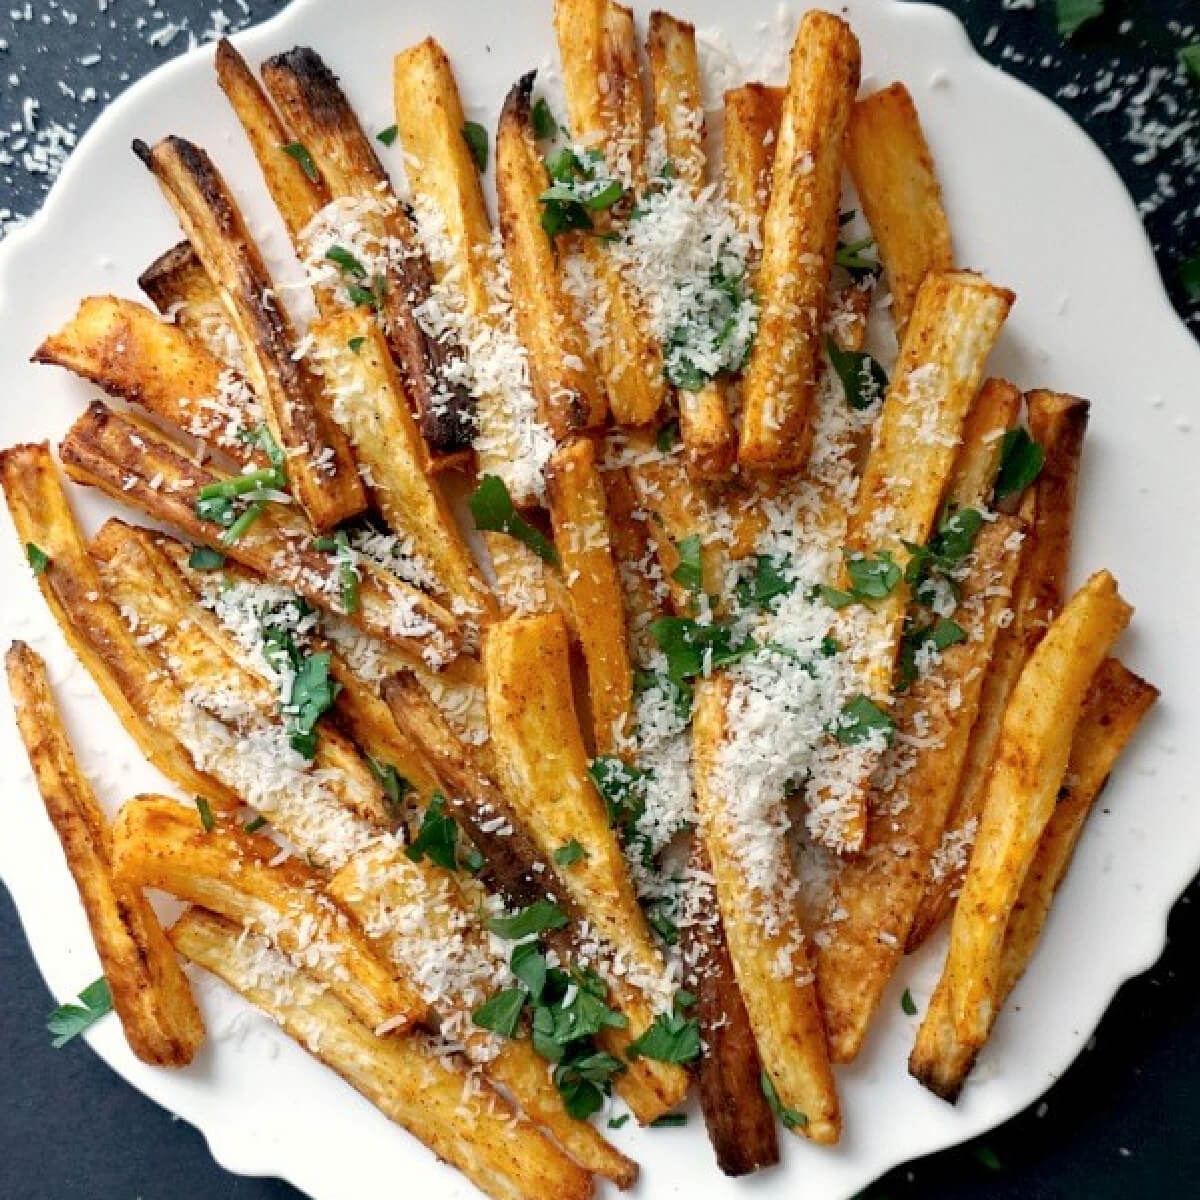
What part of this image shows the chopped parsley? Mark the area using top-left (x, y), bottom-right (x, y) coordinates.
top-left (532, 96), bottom-right (558, 140)
top-left (188, 545), bottom-right (225, 570)
top-left (366, 758), bottom-right (414, 818)
top-left (284, 650), bottom-right (338, 758)
top-left (462, 121), bottom-right (488, 172)
top-left (346, 276), bottom-right (387, 311)
top-left (194, 795), bottom-right (215, 833)
top-left (406, 793), bottom-right (480, 873)
top-left (468, 475), bottom-right (559, 565)
top-left (625, 993), bottom-right (701, 1064)
top-left (736, 554), bottom-right (795, 611)
top-left (324, 244), bottom-right (367, 278)
top-left (655, 418), bottom-right (680, 453)
top-left (488, 899), bottom-right (569, 940)
top-left (1181, 250), bottom-right (1200, 301)
top-left (280, 140), bottom-right (319, 182)
top-left (670, 534), bottom-right (703, 594)
top-left (47, 977), bottom-right (113, 1048)
top-left (588, 755), bottom-right (650, 861)
top-left (843, 548), bottom-right (901, 602)
top-left (553, 839), bottom-right (587, 867)
top-left (1181, 45), bottom-right (1200, 85)
top-left (195, 425), bottom-right (288, 545)
top-left (314, 529), bottom-right (359, 615)
top-left (826, 334), bottom-right (887, 410)
top-left (650, 1113), bottom-right (688, 1128)
top-left (607, 1113), bottom-right (631, 1130)
top-left (471, 987), bottom-right (526, 1037)
top-left (25, 542), bottom-right (49, 575)
top-left (510, 942), bottom-right (548, 999)
top-left (993, 428), bottom-right (1045, 503)
top-left (898, 617), bottom-right (967, 691)
top-left (834, 233), bottom-right (880, 280)
top-left (376, 124), bottom-right (399, 147)
top-left (663, 261), bottom-right (757, 391)
top-left (243, 814), bottom-right (268, 834)
top-left (835, 694), bottom-right (895, 747)
top-left (538, 146), bottom-right (624, 240)
top-left (1055, 0), bottom-right (1104, 39)
top-left (901, 988), bottom-right (918, 1016)
top-left (645, 897), bottom-right (679, 945)
top-left (347, 335), bottom-right (366, 354)
top-left (760, 1070), bottom-right (808, 1130)
top-left (649, 616), bottom-right (755, 686)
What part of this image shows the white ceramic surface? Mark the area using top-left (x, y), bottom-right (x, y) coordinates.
top-left (1, 2), bottom-right (1197, 1197)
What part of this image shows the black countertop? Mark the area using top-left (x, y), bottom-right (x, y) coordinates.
top-left (1, 2), bottom-right (1197, 1198)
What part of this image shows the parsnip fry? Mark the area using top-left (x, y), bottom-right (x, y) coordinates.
top-left (845, 82), bottom-right (954, 336)
top-left (723, 83), bottom-right (784, 239)
top-left (496, 72), bottom-right (607, 439)
top-left (32, 295), bottom-right (261, 464)
top-left (738, 12), bottom-right (861, 470)
top-left (692, 674), bottom-right (840, 1144)
top-left (944, 571), bottom-right (1131, 1047)
top-left (1, 443), bottom-right (237, 808)
top-left (815, 518), bottom-right (1023, 1062)
top-left (57, 402), bottom-right (461, 664)
top-left (133, 135), bottom-right (366, 532)
top-left (7, 642), bottom-right (205, 1066)
top-left (112, 794), bottom-right (425, 1033)
top-left (546, 437), bottom-right (634, 754)
top-left (138, 240), bottom-right (242, 365)
top-left (171, 909), bottom-right (592, 1200)
top-left (910, 658), bottom-right (1157, 1101)
top-left (944, 377), bottom-right (1021, 509)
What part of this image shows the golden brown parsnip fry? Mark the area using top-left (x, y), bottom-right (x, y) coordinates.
top-left (6, 642), bottom-right (205, 1066)
top-left (486, 532), bottom-right (578, 634)
top-left (692, 674), bottom-right (840, 1144)
top-left (1, 443), bottom-right (238, 808)
top-left (600, 464), bottom-right (667, 656)
top-left (908, 394), bottom-right (1088, 948)
top-left (138, 240), bottom-right (241, 362)
top-left (815, 518), bottom-right (1022, 1063)
top-left (496, 73), bottom-right (608, 439)
top-left (910, 658), bottom-right (1157, 1101)
top-left (554, 0), bottom-right (665, 426)
top-left (723, 83), bottom-right (784, 239)
top-left (483, 613), bottom-right (688, 1121)
top-left (683, 836), bottom-right (779, 1177)
top-left (944, 571), bottom-right (1131, 1046)
top-left (546, 437), bottom-right (634, 754)
top-left (646, 11), bottom-right (736, 480)
top-left (259, 46), bottom-right (476, 458)
top-left (172, 909), bottom-right (593, 1200)
top-left (58, 402), bottom-right (461, 664)
top-left (845, 83), bottom-right (954, 337)
top-left (32, 295), bottom-right (261, 464)
top-left (112, 794), bottom-right (425, 1033)
top-left (307, 309), bottom-right (495, 618)
top-left (214, 37), bottom-right (328, 240)
top-left (944, 378), bottom-right (1021, 510)
top-left (133, 135), bottom-right (366, 532)
top-left (738, 12), bottom-right (861, 471)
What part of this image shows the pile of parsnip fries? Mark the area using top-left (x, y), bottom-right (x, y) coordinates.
top-left (5, 2), bottom-right (1157, 1195)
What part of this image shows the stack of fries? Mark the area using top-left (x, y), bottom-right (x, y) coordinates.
top-left (5, 3), bottom-right (1157, 1194)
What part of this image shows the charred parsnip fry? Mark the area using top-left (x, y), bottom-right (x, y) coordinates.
top-left (484, 613), bottom-right (689, 1121)
top-left (815, 518), bottom-right (1023, 1063)
top-left (546, 437), bottom-right (634, 754)
top-left (825, 270), bottom-right (1015, 853)
top-left (58, 402), bottom-right (461, 664)
top-left (112, 795), bottom-right (425, 1032)
top-left (646, 11), bottom-right (736, 479)
top-left (692, 674), bottom-right (840, 1144)
top-left (171, 909), bottom-right (593, 1200)
top-left (32, 295), bottom-right (262, 464)
top-left (214, 37), bottom-right (328, 240)
top-left (496, 72), bottom-right (607, 439)
top-left (738, 12), bottom-right (861, 471)
top-left (133, 135), bottom-right (366, 532)
top-left (944, 571), bottom-right (1131, 1046)
top-left (259, 46), bottom-right (476, 458)
top-left (1, 443), bottom-right (237, 808)
top-left (554, 0), bottom-right (665, 426)
top-left (908, 392), bottom-right (1088, 948)
top-left (845, 82), bottom-right (954, 337)
top-left (307, 309), bottom-right (495, 618)
top-left (6, 642), bottom-right (205, 1066)
top-left (911, 658), bottom-right (1157, 1101)
top-left (683, 836), bottom-right (779, 1177)
top-left (88, 519), bottom-right (396, 831)
top-left (944, 378), bottom-right (1021, 509)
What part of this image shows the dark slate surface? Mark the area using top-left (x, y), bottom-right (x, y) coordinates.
top-left (0, 2), bottom-right (1197, 1198)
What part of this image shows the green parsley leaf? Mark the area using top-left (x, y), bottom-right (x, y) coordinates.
top-left (347, 336), bottom-right (366, 354)
top-left (607, 1113), bottom-right (631, 1129)
top-left (194, 795), bottom-right (215, 833)
top-left (736, 554), bottom-right (795, 611)
top-left (655, 418), bottom-right (680, 453)
top-left (671, 534), bottom-right (703, 594)
top-left (406, 794), bottom-right (461, 872)
top-left (325, 244), bottom-right (367, 278)
top-left (993, 429), bottom-right (1045, 503)
top-left (469, 475), bottom-right (559, 565)
top-left (1181, 44), bottom-right (1200, 84)
top-left (633, 668), bottom-right (693, 722)
top-left (376, 124), bottom-right (399, 146)
top-left (510, 942), bottom-right (548, 1001)
top-left (1055, 0), bottom-right (1104, 39)
top-left (760, 1070), bottom-right (808, 1129)
top-left (554, 1050), bottom-right (625, 1119)
top-left (25, 542), bottom-right (49, 575)
top-left (472, 987), bottom-right (527, 1037)
top-left (346, 276), bottom-right (387, 311)
top-left (1179, 249), bottom-right (1200, 301)
top-left (588, 756), bottom-right (650, 858)
top-left (649, 616), bottom-right (755, 686)
top-left (645, 898), bottom-right (679, 946)
top-left (844, 549), bottom-right (901, 602)
top-left (462, 121), bottom-right (489, 172)
top-left (650, 1113), bottom-right (688, 1127)
top-left (898, 617), bottom-right (968, 690)
top-left (488, 899), bottom-right (569, 940)
top-left (532, 96), bottom-right (557, 140)
top-left (835, 694), bottom-right (895, 747)
top-left (47, 976), bottom-right (113, 1048)
top-left (243, 814), bottom-right (268, 834)
top-left (188, 546), bottom-right (225, 570)
top-left (284, 650), bottom-right (339, 758)
top-left (553, 839), bottom-right (587, 867)
top-left (625, 1006), bottom-right (701, 1064)
top-left (314, 529), bottom-right (359, 615)
top-left (818, 584), bottom-right (855, 610)
top-left (901, 988), bottom-right (918, 1016)
top-left (826, 335), bottom-right (887, 411)
top-left (835, 234), bottom-right (880, 279)
top-left (366, 758), bottom-right (414, 816)
top-left (281, 140), bottom-right (319, 182)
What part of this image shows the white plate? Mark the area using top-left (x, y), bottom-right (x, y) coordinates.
top-left (1, 1), bottom-right (1197, 1197)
